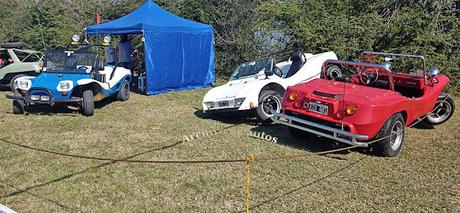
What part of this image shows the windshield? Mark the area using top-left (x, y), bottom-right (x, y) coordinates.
top-left (230, 58), bottom-right (273, 80)
top-left (44, 50), bottom-right (95, 72)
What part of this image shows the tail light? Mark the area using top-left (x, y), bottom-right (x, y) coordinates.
top-left (345, 105), bottom-right (357, 116)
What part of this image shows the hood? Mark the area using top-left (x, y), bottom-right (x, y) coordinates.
top-left (30, 72), bottom-right (91, 88)
top-left (204, 77), bottom-right (264, 100)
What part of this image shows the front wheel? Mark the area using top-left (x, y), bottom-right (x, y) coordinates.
top-left (372, 113), bottom-right (405, 157)
top-left (255, 90), bottom-right (283, 123)
top-left (117, 80), bottom-right (130, 101)
top-left (81, 90), bottom-right (94, 116)
top-left (12, 92), bottom-right (25, 114)
top-left (423, 93), bottom-right (455, 125)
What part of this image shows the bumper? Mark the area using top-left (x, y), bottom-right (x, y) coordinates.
top-left (6, 88), bottom-right (82, 106)
top-left (203, 107), bottom-right (241, 114)
top-left (271, 111), bottom-right (369, 147)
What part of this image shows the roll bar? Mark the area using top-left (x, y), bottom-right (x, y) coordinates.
top-left (322, 60), bottom-right (395, 91)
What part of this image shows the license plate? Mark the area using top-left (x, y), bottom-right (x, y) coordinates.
top-left (309, 102), bottom-right (328, 115)
top-left (218, 100), bottom-right (234, 108)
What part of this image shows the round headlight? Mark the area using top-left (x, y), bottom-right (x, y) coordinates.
top-left (72, 34), bottom-right (81, 43)
top-left (17, 79), bottom-right (32, 91)
top-left (57, 81), bottom-right (73, 92)
top-left (103, 35), bottom-right (112, 44)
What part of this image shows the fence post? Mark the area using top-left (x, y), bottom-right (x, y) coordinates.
top-left (245, 155), bottom-right (255, 213)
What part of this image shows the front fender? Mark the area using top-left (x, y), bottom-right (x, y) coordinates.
top-left (237, 79), bottom-right (287, 110)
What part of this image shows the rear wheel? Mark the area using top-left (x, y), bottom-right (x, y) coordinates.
top-left (81, 90), bottom-right (94, 116)
top-left (117, 80), bottom-right (130, 101)
top-left (423, 93), bottom-right (455, 125)
top-left (12, 91), bottom-right (25, 114)
top-left (256, 90), bottom-right (282, 123)
top-left (372, 113), bottom-right (405, 157)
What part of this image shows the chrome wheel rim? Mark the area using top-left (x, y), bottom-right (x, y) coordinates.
top-left (390, 120), bottom-right (404, 151)
top-left (427, 100), bottom-right (452, 123)
top-left (262, 95), bottom-right (281, 116)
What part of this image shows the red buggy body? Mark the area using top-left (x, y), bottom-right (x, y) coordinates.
top-left (272, 52), bottom-right (455, 157)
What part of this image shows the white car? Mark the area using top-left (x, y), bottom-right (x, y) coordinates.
top-left (202, 51), bottom-right (338, 122)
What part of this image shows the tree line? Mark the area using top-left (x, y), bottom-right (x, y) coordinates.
top-left (0, 0), bottom-right (458, 92)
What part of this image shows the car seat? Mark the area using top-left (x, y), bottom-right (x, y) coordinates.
top-left (285, 52), bottom-right (305, 78)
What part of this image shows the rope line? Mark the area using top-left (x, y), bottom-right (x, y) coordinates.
top-left (0, 138), bottom-right (245, 164)
top-left (0, 97), bottom-right (450, 164)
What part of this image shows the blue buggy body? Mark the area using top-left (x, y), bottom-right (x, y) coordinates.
top-left (7, 48), bottom-right (132, 116)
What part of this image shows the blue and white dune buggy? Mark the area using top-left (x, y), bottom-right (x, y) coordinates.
top-left (7, 45), bottom-right (132, 116)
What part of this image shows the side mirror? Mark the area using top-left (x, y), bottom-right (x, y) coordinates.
top-left (265, 69), bottom-right (274, 77)
top-left (427, 68), bottom-right (439, 76)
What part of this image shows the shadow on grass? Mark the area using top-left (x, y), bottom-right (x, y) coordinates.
top-left (242, 156), bottom-right (367, 212)
top-left (250, 124), bottom-right (357, 156)
top-left (193, 108), bottom-right (260, 125)
top-left (0, 139), bottom-right (186, 200)
top-left (0, 124), bottom-right (243, 201)
top-left (410, 121), bottom-right (435, 130)
top-left (0, 181), bottom-right (75, 211)
top-left (5, 96), bottom-right (119, 116)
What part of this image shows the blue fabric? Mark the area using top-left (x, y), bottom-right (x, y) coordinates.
top-left (85, 0), bottom-right (214, 95)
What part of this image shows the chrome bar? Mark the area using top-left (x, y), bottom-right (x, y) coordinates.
top-left (271, 112), bottom-right (369, 147)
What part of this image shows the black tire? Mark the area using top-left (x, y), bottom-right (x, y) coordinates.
top-left (256, 90), bottom-right (283, 123)
top-left (423, 93), bottom-right (455, 125)
top-left (372, 113), bottom-right (405, 157)
top-left (12, 91), bottom-right (25, 114)
top-left (9, 74), bottom-right (26, 91)
top-left (81, 90), bottom-right (94, 116)
top-left (117, 80), bottom-right (130, 101)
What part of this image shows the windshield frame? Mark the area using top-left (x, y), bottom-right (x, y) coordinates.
top-left (229, 58), bottom-right (274, 81)
top-left (43, 49), bottom-right (96, 73)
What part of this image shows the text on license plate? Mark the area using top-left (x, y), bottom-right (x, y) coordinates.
top-left (309, 102), bottom-right (328, 115)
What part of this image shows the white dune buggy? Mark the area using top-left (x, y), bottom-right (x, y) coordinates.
top-left (202, 51), bottom-right (338, 122)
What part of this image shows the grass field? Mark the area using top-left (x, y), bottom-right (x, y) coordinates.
top-left (0, 87), bottom-right (459, 212)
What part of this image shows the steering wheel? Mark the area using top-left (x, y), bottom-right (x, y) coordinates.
top-left (359, 67), bottom-right (379, 85)
top-left (273, 66), bottom-right (283, 77)
top-left (77, 66), bottom-right (91, 73)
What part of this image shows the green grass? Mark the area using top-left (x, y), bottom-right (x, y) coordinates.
top-left (0, 88), bottom-right (459, 212)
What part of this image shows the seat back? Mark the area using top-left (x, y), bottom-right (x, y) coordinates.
top-left (285, 53), bottom-right (304, 78)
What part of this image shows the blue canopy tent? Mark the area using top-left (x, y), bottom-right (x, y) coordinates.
top-left (85, 0), bottom-right (214, 95)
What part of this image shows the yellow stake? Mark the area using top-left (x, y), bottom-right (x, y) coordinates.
top-left (245, 155), bottom-right (255, 213)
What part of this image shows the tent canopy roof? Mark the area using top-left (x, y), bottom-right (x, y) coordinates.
top-left (86, 0), bottom-right (212, 35)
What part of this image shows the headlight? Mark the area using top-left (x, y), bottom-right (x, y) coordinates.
top-left (57, 81), bottom-right (73, 92)
top-left (235, 98), bottom-right (245, 107)
top-left (204, 102), bottom-right (215, 109)
top-left (103, 35), bottom-right (112, 45)
top-left (17, 79), bottom-right (32, 91)
top-left (71, 34), bottom-right (81, 45)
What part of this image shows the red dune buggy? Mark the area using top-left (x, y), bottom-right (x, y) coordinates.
top-left (271, 52), bottom-right (455, 157)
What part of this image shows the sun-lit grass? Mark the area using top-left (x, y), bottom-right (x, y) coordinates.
top-left (0, 87), bottom-right (458, 212)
